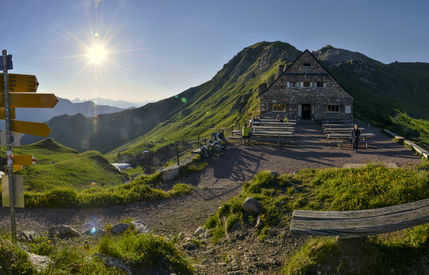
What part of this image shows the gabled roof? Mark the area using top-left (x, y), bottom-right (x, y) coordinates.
top-left (258, 49), bottom-right (353, 98)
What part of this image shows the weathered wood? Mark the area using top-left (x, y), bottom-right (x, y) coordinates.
top-left (327, 133), bottom-right (375, 139)
top-left (252, 131), bottom-right (294, 136)
top-left (290, 198), bottom-right (429, 237)
top-left (252, 126), bottom-right (295, 131)
top-left (253, 121), bottom-right (296, 126)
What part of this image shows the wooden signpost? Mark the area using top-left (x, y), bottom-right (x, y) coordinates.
top-left (1, 49), bottom-right (58, 243)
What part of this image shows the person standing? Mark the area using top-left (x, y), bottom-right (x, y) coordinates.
top-left (351, 124), bottom-right (360, 152)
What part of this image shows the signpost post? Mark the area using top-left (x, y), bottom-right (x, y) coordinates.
top-left (2, 49), bottom-right (16, 243)
top-left (1, 49), bottom-right (57, 243)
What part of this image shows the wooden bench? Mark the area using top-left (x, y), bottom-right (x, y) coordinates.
top-left (253, 121), bottom-right (296, 127)
top-left (252, 126), bottom-right (295, 131)
top-left (290, 197), bottom-right (429, 238)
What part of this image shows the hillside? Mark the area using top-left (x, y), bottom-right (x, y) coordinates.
top-left (21, 41), bottom-right (429, 164)
top-left (0, 138), bottom-right (124, 191)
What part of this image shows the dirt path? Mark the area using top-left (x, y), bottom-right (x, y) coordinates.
top-left (0, 121), bottom-right (421, 237)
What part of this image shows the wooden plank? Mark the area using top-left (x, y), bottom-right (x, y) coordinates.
top-left (253, 121), bottom-right (296, 126)
top-left (0, 93), bottom-right (58, 108)
top-left (11, 120), bottom-right (51, 137)
top-left (292, 198), bottom-right (429, 220)
top-left (290, 198), bottom-right (429, 237)
top-left (327, 133), bottom-right (375, 139)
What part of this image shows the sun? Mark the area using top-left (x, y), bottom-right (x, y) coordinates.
top-left (86, 44), bottom-right (108, 65)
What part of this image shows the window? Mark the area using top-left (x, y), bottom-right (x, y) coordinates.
top-left (327, 105), bottom-right (340, 112)
top-left (303, 63), bottom-right (311, 67)
top-left (303, 81), bottom-right (311, 88)
top-left (316, 82), bottom-right (324, 87)
top-left (287, 81), bottom-right (297, 87)
top-left (272, 104), bottom-right (286, 112)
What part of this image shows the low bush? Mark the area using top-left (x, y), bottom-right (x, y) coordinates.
top-left (23, 172), bottom-right (193, 208)
top-left (98, 231), bottom-right (193, 274)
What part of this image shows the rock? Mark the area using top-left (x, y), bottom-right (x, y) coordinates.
top-left (110, 223), bottom-right (129, 235)
top-left (48, 225), bottom-right (80, 239)
top-left (91, 253), bottom-right (131, 275)
top-left (19, 230), bottom-right (37, 242)
top-left (177, 232), bottom-right (186, 243)
top-left (242, 197), bottom-right (262, 215)
top-left (182, 237), bottom-right (198, 250)
top-left (27, 252), bottom-right (52, 272)
top-left (194, 226), bottom-right (205, 236)
top-left (130, 220), bottom-right (150, 234)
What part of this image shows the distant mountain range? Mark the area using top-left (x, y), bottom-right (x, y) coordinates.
top-left (15, 97), bottom-right (126, 123)
top-left (22, 41), bottom-right (429, 161)
top-left (71, 97), bottom-right (148, 109)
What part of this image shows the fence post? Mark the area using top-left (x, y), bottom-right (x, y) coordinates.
top-left (198, 136), bottom-right (200, 148)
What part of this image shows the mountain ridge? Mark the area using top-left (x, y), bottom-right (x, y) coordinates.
top-left (21, 41), bottom-right (429, 163)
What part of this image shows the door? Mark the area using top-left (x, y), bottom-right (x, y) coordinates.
top-left (302, 104), bottom-right (311, 119)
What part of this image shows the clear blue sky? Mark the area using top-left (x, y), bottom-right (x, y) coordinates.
top-left (1, 0), bottom-right (428, 103)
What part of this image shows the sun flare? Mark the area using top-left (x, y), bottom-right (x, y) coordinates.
top-left (86, 44), bottom-right (108, 65)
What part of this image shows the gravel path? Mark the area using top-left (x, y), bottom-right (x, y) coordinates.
top-left (0, 121), bottom-right (421, 237)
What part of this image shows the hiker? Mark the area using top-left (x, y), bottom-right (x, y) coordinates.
top-left (283, 115), bottom-right (289, 123)
top-left (351, 124), bottom-right (360, 152)
top-left (255, 116), bottom-right (261, 122)
top-left (242, 124), bottom-right (251, 138)
top-left (276, 114), bottom-right (281, 121)
top-left (218, 130), bottom-right (225, 141)
top-left (212, 132), bottom-right (218, 141)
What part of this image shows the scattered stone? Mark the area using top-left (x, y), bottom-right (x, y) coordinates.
top-left (110, 223), bottom-right (129, 235)
top-left (182, 237), bottom-right (198, 250)
top-left (19, 230), bottom-right (37, 242)
top-left (48, 225), bottom-right (80, 239)
top-left (91, 253), bottom-right (131, 275)
top-left (177, 232), bottom-right (186, 243)
top-left (255, 215), bottom-right (263, 229)
top-left (27, 252), bottom-right (53, 272)
top-left (194, 226), bottom-right (205, 236)
top-left (242, 197), bottom-right (262, 215)
top-left (130, 220), bottom-right (150, 234)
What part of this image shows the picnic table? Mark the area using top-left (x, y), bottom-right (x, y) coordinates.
top-left (326, 132), bottom-right (376, 148)
top-left (322, 123), bottom-right (354, 129)
top-left (259, 118), bottom-right (297, 123)
top-left (253, 121), bottom-right (296, 127)
top-left (252, 131), bottom-right (294, 137)
top-left (252, 125), bottom-right (295, 131)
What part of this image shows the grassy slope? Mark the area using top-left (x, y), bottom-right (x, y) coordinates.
top-left (1, 138), bottom-right (124, 191)
top-left (106, 41), bottom-right (301, 159)
top-left (203, 162), bottom-right (429, 273)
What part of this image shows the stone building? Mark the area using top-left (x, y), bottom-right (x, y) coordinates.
top-left (258, 50), bottom-right (353, 120)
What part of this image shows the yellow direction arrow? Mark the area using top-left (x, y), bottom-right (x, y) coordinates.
top-left (0, 73), bottom-right (38, 93)
top-left (12, 155), bottom-right (36, 166)
top-left (11, 120), bottom-right (51, 137)
top-left (0, 93), bottom-right (58, 108)
top-left (0, 108), bottom-right (16, 119)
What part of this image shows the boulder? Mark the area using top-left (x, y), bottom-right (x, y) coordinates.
top-left (194, 226), bottom-right (205, 236)
top-left (91, 253), bottom-right (131, 275)
top-left (27, 252), bottom-right (52, 272)
top-left (130, 220), bottom-right (150, 234)
top-left (48, 225), bottom-right (80, 239)
top-left (19, 230), bottom-right (37, 242)
top-left (242, 197), bottom-right (262, 215)
top-left (110, 223), bottom-right (129, 235)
